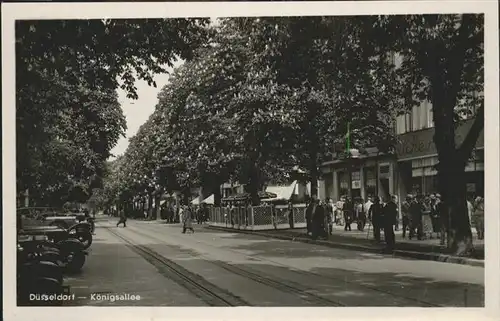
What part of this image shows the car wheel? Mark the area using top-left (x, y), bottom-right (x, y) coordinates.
top-left (77, 233), bottom-right (92, 249)
top-left (65, 251), bottom-right (86, 273)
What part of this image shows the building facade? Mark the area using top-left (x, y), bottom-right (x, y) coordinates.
top-left (395, 117), bottom-right (484, 198)
top-left (320, 148), bottom-right (396, 202)
top-left (319, 103), bottom-right (484, 202)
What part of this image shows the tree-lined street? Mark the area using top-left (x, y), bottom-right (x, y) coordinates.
top-left (16, 14), bottom-right (486, 308)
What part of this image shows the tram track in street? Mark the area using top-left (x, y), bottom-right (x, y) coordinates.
top-left (127, 226), bottom-right (346, 306)
top-left (134, 223), bottom-right (443, 307)
top-left (104, 226), bottom-right (250, 307)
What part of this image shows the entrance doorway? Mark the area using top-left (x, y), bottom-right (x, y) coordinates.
top-left (380, 178), bottom-right (390, 202)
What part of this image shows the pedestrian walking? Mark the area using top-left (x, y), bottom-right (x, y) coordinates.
top-left (364, 197), bottom-right (373, 217)
top-left (429, 194), bottom-right (440, 238)
top-left (383, 195), bottom-right (398, 250)
top-left (287, 201), bottom-right (295, 229)
top-left (305, 196), bottom-right (316, 236)
top-left (473, 196), bottom-right (484, 240)
top-left (179, 205), bottom-right (184, 224)
top-left (116, 210), bottom-right (127, 228)
top-left (175, 205), bottom-right (180, 223)
top-left (311, 199), bottom-right (326, 240)
top-left (368, 196), bottom-right (383, 242)
top-left (335, 197), bottom-right (345, 226)
top-left (401, 195), bottom-right (412, 238)
top-left (467, 196), bottom-right (474, 226)
top-left (202, 203), bottom-right (210, 223)
top-left (343, 197), bottom-right (354, 231)
top-left (409, 195), bottom-right (424, 240)
top-left (182, 206), bottom-right (195, 234)
top-left (356, 197), bottom-right (366, 231)
top-left (325, 197), bottom-right (334, 235)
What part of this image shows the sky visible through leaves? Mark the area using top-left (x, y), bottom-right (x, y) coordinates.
top-left (111, 17), bottom-right (221, 158)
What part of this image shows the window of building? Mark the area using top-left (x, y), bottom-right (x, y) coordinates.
top-left (396, 114), bottom-right (405, 134)
top-left (338, 171), bottom-right (349, 197)
top-left (364, 168), bottom-right (376, 187)
top-left (405, 112), bottom-right (413, 132)
top-left (427, 102), bottom-right (434, 128)
top-left (364, 167), bottom-right (377, 199)
top-left (380, 165), bottom-right (390, 175)
top-left (412, 105), bottom-right (420, 130)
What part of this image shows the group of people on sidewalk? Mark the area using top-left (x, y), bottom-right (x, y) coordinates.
top-left (306, 194), bottom-right (398, 250)
top-left (305, 193), bottom-right (485, 250)
top-left (400, 194), bottom-right (485, 243)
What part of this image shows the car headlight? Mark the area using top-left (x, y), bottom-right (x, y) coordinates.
top-left (69, 230), bottom-right (76, 234)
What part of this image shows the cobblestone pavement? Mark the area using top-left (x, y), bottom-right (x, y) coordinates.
top-left (65, 217), bottom-right (484, 307)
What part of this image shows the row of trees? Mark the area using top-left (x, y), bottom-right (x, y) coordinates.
top-left (99, 15), bottom-right (484, 254)
top-left (16, 18), bottom-right (210, 207)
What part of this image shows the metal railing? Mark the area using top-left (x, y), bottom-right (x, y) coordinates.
top-left (208, 204), bottom-right (307, 231)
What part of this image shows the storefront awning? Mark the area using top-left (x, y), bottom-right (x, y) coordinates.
top-left (262, 181), bottom-right (298, 202)
top-left (221, 191), bottom-right (277, 202)
top-left (202, 194), bottom-right (214, 205)
top-left (191, 196), bottom-right (201, 205)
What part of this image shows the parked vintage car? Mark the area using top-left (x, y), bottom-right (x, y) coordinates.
top-left (18, 207), bottom-right (93, 249)
top-left (18, 226), bottom-right (89, 272)
top-left (17, 207), bottom-right (85, 229)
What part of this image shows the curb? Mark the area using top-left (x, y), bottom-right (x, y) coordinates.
top-left (207, 226), bottom-right (484, 268)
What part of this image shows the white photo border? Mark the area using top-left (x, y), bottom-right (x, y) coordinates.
top-left (2, 1), bottom-right (499, 321)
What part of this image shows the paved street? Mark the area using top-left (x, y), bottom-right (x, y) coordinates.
top-left (64, 217), bottom-right (484, 307)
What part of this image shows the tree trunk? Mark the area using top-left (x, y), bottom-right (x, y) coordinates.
top-left (425, 19), bottom-right (484, 255)
top-left (141, 198), bottom-right (146, 218)
top-left (246, 163), bottom-right (261, 206)
top-left (432, 84), bottom-right (474, 254)
top-left (214, 185), bottom-right (222, 206)
top-left (182, 188), bottom-right (190, 205)
top-left (147, 193), bottom-right (153, 220)
top-left (310, 167), bottom-right (319, 199)
top-left (307, 137), bottom-right (320, 199)
top-left (437, 159), bottom-right (473, 254)
top-left (154, 194), bottom-right (161, 220)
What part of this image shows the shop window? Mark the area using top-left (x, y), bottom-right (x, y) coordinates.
top-left (412, 168), bottom-right (424, 177)
top-left (396, 114), bottom-right (406, 134)
top-left (424, 175), bottom-right (438, 195)
top-left (405, 112), bottom-right (413, 132)
top-left (412, 159), bottom-right (423, 169)
top-left (411, 177), bottom-right (423, 196)
top-left (338, 172), bottom-right (349, 197)
top-left (365, 168), bottom-right (376, 181)
top-left (427, 103), bottom-right (434, 128)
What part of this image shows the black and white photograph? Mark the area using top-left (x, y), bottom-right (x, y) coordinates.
top-left (3, 1), bottom-right (499, 320)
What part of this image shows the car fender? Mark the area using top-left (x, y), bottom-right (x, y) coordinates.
top-left (56, 238), bottom-right (85, 253)
top-left (68, 222), bottom-right (91, 233)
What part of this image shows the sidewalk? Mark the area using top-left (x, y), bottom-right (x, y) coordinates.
top-left (206, 224), bottom-right (484, 267)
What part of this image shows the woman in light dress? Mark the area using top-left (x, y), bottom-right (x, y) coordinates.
top-left (472, 196), bottom-right (484, 240)
top-left (182, 205), bottom-right (194, 234)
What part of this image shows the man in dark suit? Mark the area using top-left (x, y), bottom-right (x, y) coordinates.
top-left (368, 196), bottom-right (384, 242)
top-left (383, 195), bottom-right (398, 250)
top-left (343, 197), bottom-right (354, 231)
top-left (305, 196), bottom-right (316, 236)
top-left (311, 199), bottom-right (326, 240)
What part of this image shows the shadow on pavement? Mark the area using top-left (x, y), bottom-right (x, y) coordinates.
top-left (65, 224), bottom-right (484, 307)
